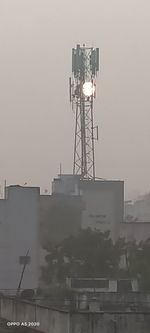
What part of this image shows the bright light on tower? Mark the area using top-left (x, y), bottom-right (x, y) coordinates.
top-left (83, 82), bottom-right (95, 97)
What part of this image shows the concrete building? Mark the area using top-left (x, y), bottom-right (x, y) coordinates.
top-left (134, 194), bottom-right (150, 222)
top-left (120, 222), bottom-right (150, 243)
top-left (52, 175), bottom-right (124, 242)
top-left (0, 185), bottom-right (40, 290)
top-left (124, 192), bottom-right (150, 223)
top-left (0, 184), bottom-right (83, 290)
top-left (40, 193), bottom-right (83, 246)
top-left (124, 201), bottom-right (135, 222)
top-left (123, 192), bottom-right (150, 242)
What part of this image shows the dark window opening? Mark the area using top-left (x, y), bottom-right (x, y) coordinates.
top-left (117, 280), bottom-right (132, 292)
top-left (72, 279), bottom-right (109, 289)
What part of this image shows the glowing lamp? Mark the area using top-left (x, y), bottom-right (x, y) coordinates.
top-left (83, 82), bottom-right (95, 97)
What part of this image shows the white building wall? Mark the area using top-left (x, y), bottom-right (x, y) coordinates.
top-left (0, 186), bottom-right (40, 290)
top-left (81, 189), bottom-right (115, 229)
top-left (52, 176), bottom-right (124, 243)
top-left (80, 181), bottom-right (124, 242)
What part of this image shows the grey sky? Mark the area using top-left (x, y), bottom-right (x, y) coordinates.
top-left (0, 0), bottom-right (150, 199)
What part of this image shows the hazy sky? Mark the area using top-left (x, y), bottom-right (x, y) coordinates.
top-left (0, 0), bottom-right (150, 199)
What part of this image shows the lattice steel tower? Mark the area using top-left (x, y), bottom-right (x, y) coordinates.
top-left (69, 44), bottom-right (99, 179)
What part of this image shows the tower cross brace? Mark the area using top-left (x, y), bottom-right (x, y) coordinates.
top-left (70, 44), bottom-right (99, 180)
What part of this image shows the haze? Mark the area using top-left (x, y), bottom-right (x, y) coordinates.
top-left (0, 0), bottom-right (150, 199)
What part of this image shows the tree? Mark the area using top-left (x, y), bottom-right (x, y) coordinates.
top-left (41, 231), bottom-right (150, 291)
top-left (126, 238), bottom-right (150, 290)
top-left (42, 229), bottom-right (124, 285)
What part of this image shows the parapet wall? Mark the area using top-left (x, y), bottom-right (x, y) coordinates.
top-left (71, 312), bottom-right (150, 332)
top-left (0, 297), bottom-right (69, 333)
top-left (1, 297), bottom-right (150, 333)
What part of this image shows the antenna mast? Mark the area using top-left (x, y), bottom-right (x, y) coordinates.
top-left (69, 44), bottom-right (99, 179)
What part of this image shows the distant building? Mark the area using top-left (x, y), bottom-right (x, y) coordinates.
top-left (122, 192), bottom-right (150, 242)
top-left (120, 222), bottom-right (150, 243)
top-left (124, 192), bottom-right (150, 223)
top-left (124, 201), bottom-right (136, 222)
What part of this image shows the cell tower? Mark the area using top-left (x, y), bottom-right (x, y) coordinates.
top-left (69, 44), bottom-right (99, 180)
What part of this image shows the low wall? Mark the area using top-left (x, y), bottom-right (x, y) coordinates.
top-left (0, 297), bottom-right (69, 333)
top-left (71, 312), bottom-right (150, 332)
top-left (88, 292), bottom-right (150, 311)
top-left (0, 297), bottom-right (150, 333)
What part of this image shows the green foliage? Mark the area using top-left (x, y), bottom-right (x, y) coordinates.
top-left (42, 229), bottom-right (124, 284)
top-left (126, 238), bottom-right (150, 291)
top-left (42, 229), bottom-right (150, 291)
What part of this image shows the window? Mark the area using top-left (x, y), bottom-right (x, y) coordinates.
top-left (72, 279), bottom-right (109, 289)
top-left (117, 280), bottom-right (132, 292)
